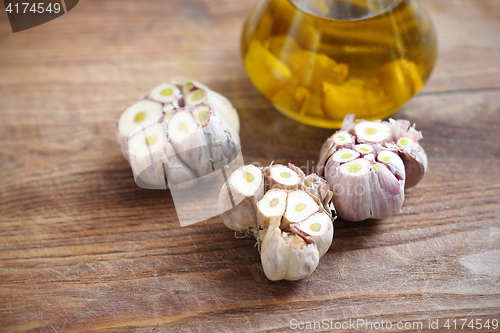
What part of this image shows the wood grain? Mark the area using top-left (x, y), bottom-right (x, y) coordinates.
top-left (1, 0), bottom-right (499, 332)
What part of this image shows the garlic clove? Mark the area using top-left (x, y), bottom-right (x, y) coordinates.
top-left (352, 120), bottom-right (393, 144)
top-left (327, 157), bottom-right (404, 221)
top-left (317, 130), bottom-right (354, 176)
top-left (256, 189), bottom-right (288, 229)
top-left (148, 83), bottom-right (182, 104)
top-left (300, 173), bottom-right (334, 216)
top-left (396, 137), bottom-right (428, 189)
top-left (167, 110), bottom-right (212, 177)
top-left (284, 190), bottom-right (321, 225)
top-left (128, 123), bottom-right (168, 188)
top-left (294, 211), bottom-right (334, 257)
top-left (181, 81), bottom-right (197, 97)
top-left (192, 104), bottom-right (212, 127)
top-left (185, 88), bottom-right (208, 106)
top-left (354, 143), bottom-right (375, 156)
top-left (118, 100), bottom-right (163, 138)
top-left (163, 140), bottom-right (197, 187)
top-left (205, 89), bottom-right (241, 133)
top-left (178, 80), bottom-right (240, 132)
top-left (377, 150), bottom-right (406, 181)
top-left (228, 164), bottom-right (264, 197)
top-left (389, 118), bottom-right (427, 188)
top-left (162, 110), bottom-right (175, 127)
top-left (331, 130), bottom-right (355, 147)
top-left (331, 148), bottom-right (361, 164)
top-left (327, 158), bottom-right (372, 221)
top-left (260, 222), bottom-right (320, 281)
top-left (338, 157), bottom-right (372, 177)
top-left (197, 111), bottom-right (240, 174)
top-left (218, 164), bottom-right (264, 231)
top-left (264, 164), bottom-right (304, 191)
top-left (117, 100), bottom-right (164, 160)
top-left (370, 163), bottom-right (405, 217)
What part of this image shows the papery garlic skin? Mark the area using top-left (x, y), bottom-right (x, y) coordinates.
top-left (261, 222), bottom-right (320, 281)
top-left (116, 81), bottom-right (240, 189)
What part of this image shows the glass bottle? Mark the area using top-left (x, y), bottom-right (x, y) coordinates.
top-left (241, 0), bottom-right (437, 128)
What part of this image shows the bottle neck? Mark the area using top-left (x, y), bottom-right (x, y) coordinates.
top-left (288, 0), bottom-right (404, 21)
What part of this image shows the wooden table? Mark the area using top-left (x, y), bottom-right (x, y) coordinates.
top-left (1, 0), bottom-right (499, 331)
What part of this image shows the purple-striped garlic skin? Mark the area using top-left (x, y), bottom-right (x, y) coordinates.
top-left (318, 115), bottom-right (427, 221)
top-left (325, 152), bottom-right (405, 222)
top-left (319, 116), bottom-right (427, 189)
top-left (317, 115), bottom-right (427, 221)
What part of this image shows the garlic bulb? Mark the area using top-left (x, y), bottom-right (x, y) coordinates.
top-left (116, 81), bottom-right (240, 188)
top-left (318, 115), bottom-right (427, 221)
top-left (218, 164), bottom-right (335, 281)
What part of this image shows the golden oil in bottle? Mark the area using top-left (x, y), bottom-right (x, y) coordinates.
top-left (241, 0), bottom-right (437, 128)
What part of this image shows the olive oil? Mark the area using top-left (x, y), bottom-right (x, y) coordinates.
top-left (241, 0), bottom-right (437, 128)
